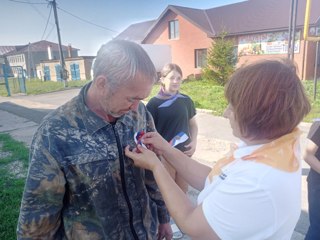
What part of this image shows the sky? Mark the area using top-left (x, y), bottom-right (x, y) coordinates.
top-left (2, 0), bottom-right (246, 56)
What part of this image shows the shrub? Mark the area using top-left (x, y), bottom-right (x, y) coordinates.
top-left (202, 32), bottom-right (238, 86)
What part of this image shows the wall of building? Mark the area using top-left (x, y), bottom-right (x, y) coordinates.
top-left (65, 57), bottom-right (94, 80)
top-left (144, 11), bottom-right (212, 78)
top-left (303, 40), bottom-right (318, 80)
top-left (38, 60), bottom-right (60, 81)
top-left (145, 12), bottom-right (318, 81)
top-left (141, 44), bottom-right (171, 72)
top-left (82, 58), bottom-right (95, 80)
top-left (38, 57), bottom-right (94, 82)
top-left (236, 33), bottom-right (315, 80)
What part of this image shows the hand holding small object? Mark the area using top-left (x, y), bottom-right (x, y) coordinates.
top-left (134, 130), bottom-right (147, 152)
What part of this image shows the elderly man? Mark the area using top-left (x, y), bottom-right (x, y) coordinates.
top-left (17, 40), bottom-right (172, 240)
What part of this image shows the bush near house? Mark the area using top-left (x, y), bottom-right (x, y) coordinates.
top-left (202, 32), bottom-right (238, 86)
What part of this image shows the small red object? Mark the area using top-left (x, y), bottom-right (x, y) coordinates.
top-left (134, 130), bottom-right (146, 153)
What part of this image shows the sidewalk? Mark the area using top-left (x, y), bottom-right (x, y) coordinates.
top-left (0, 89), bottom-right (311, 239)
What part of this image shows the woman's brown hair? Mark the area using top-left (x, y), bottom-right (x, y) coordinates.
top-left (225, 59), bottom-right (311, 140)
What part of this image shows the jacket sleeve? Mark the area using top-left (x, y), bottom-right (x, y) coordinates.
top-left (17, 122), bottom-right (66, 239)
top-left (144, 110), bottom-right (170, 224)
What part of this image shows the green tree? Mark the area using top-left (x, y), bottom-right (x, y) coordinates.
top-left (202, 32), bottom-right (238, 86)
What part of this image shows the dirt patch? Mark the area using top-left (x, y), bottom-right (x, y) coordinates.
top-left (6, 160), bottom-right (26, 178)
top-left (193, 136), bottom-right (231, 166)
top-left (0, 150), bottom-right (12, 159)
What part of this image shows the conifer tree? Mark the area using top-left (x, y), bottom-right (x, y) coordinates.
top-left (202, 32), bottom-right (238, 86)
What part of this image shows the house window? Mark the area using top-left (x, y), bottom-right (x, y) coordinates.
top-left (195, 49), bottom-right (207, 68)
top-left (55, 64), bottom-right (62, 81)
top-left (70, 63), bottom-right (80, 80)
top-left (44, 66), bottom-right (51, 81)
top-left (169, 20), bottom-right (179, 39)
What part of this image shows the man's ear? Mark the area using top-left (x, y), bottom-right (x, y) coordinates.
top-left (95, 75), bottom-right (108, 90)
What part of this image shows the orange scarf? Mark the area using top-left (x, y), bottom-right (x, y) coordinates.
top-left (208, 129), bottom-right (301, 182)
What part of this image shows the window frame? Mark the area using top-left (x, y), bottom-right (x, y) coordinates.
top-left (194, 48), bottom-right (207, 68)
top-left (168, 20), bottom-right (179, 40)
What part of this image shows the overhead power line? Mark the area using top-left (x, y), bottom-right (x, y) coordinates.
top-left (44, 25), bottom-right (55, 40)
top-left (57, 6), bottom-right (118, 33)
top-left (8, 0), bottom-right (47, 4)
top-left (9, 0), bottom-right (118, 35)
top-left (41, 3), bottom-right (53, 39)
top-left (26, 0), bottom-right (50, 19)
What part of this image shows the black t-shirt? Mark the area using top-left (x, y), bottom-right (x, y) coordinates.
top-left (308, 120), bottom-right (320, 160)
top-left (146, 94), bottom-right (196, 151)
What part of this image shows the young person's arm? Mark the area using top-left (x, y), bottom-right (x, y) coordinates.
top-left (304, 122), bottom-right (320, 173)
top-left (184, 116), bottom-right (198, 156)
top-left (304, 140), bottom-right (320, 173)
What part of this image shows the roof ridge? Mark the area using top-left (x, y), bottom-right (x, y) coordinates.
top-left (204, 9), bottom-right (215, 36)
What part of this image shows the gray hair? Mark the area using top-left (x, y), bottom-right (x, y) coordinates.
top-left (92, 40), bottom-right (157, 88)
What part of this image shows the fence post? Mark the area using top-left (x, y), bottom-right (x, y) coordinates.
top-left (2, 64), bottom-right (11, 96)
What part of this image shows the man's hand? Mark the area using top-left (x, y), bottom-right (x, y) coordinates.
top-left (157, 223), bottom-right (173, 240)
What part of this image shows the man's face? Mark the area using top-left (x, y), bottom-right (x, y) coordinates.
top-left (100, 75), bottom-right (153, 118)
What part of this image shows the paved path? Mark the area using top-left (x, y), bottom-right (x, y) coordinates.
top-left (0, 89), bottom-right (311, 239)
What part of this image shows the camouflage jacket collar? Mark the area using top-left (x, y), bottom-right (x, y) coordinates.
top-left (77, 82), bottom-right (135, 135)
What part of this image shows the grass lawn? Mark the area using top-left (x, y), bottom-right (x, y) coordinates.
top-left (302, 80), bottom-right (320, 122)
top-left (148, 79), bottom-right (319, 122)
top-left (0, 78), bottom-right (90, 96)
top-left (0, 134), bottom-right (29, 240)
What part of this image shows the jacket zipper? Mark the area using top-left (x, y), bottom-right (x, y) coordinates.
top-left (112, 125), bottom-right (139, 240)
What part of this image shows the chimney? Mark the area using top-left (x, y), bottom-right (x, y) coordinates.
top-left (68, 44), bottom-right (72, 58)
top-left (48, 45), bottom-right (52, 60)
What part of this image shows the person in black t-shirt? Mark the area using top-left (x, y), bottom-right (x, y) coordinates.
top-left (147, 63), bottom-right (198, 239)
top-left (146, 63), bottom-right (198, 194)
top-left (304, 120), bottom-right (320, 239)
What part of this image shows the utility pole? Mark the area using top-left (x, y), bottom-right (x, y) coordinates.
top-left (50, 0), bottom-right (68, 87)
top-left (288, 0), bottom-right (298, 60)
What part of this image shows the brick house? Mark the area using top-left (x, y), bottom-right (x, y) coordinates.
top-left (116, 0), bottom-right (320, 80)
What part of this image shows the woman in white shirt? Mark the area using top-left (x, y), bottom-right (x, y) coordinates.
top-left (125, 59), bottom-right (311, 240)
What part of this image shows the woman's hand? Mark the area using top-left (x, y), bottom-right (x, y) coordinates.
top-left (125, 145), bottom-right (162, 171)
top-left (142, 132), bottom-right (172, 155)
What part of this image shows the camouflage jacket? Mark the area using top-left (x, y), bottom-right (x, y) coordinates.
top-left (17, 83), bottom-right (169, 240)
